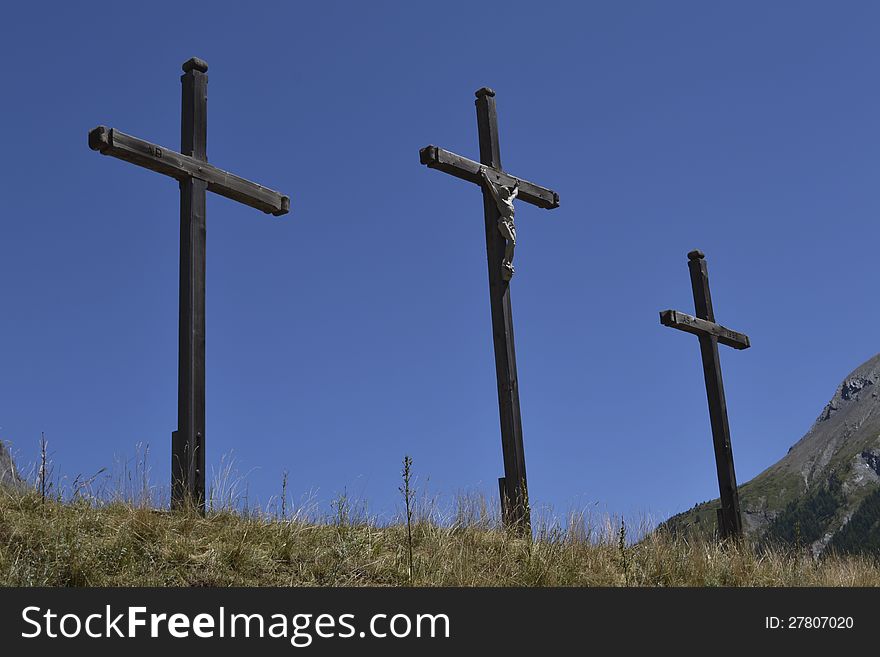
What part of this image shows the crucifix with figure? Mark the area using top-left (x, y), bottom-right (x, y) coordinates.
top-left (660, 249), bottom-right (750, 540)
top-left (88, 57), bottom-right (290, 512)
top-left (420, 88), bottom-right (560, 531)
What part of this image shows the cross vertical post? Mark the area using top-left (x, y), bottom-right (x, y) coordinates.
top-left (476, 88), bottom-right (529, 529)
top-left (660, 249), bottom-right (748, 540)
top-left (173, 58), bottom-right (209, 511)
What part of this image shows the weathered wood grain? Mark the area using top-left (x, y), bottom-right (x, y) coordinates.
top-left (659, 310), bottom-right (750, 350)
top-left (474, 89), bottom-right (531, 532)
top-left (419, 145), bottom-right (559, 210)
top-left (89, 126), bottom-right (290, 216)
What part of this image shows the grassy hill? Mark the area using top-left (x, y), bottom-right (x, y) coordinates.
top-left (2, 489), bottom-right (880, 586)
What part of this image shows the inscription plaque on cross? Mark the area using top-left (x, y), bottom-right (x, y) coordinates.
top-left (88, 57), bottom-right (290, 512)
top-left (419, 88), bottom-right (560, 531)
top-left (660, 249), bottom-right (749, 540)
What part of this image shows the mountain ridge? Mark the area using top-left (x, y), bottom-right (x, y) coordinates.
top-left (667, 353), bottom-right (880, 556)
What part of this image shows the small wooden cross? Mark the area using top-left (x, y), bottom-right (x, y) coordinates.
top-left (419, 88), bottom-right (560, 531)
top-left (660, 249), bottom-right (749, 540)
top-left (88, 57), bottom-right (290, 512)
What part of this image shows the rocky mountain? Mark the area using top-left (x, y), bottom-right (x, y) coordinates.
top-left (0, 441), bottom-right (25, 492)
top-left (667, 353), bottom-right (880, 556)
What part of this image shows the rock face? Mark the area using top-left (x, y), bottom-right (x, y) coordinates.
top-left (667, 353), bottom-right (880, 556)
top-left (0, 441), bottom-right (25, 492)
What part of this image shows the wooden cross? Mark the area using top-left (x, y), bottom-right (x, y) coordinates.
top-left (88, 57), bottom-right (290, 512)
top-left (419, 88), bottom-right (560, 531)
top-left (660, 249), bottom-right (749, 540)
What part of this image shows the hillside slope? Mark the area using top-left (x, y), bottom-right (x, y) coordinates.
top-left (668, 353), bottom-right (880, 556)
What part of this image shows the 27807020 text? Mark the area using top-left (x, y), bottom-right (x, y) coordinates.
top-left (765, 616), bottom-right (853, 630)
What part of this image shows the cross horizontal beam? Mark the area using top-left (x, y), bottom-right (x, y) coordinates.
top-left (659, 309), bottom-right (750, 350)
top-left (88, 126), bottom-right (290, 216)
top-left (419, 145), bottom-right (559, 210)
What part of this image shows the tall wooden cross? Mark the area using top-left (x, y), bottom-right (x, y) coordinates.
top-left (660, 249), bottom-right (750, 540)
top-left (419, 88), bottom-right (560, 530)
top-left (88, 57), bottom-right (290, 512)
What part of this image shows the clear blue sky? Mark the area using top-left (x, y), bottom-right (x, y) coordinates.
top-left (2, 1), bottom-right (879, 526)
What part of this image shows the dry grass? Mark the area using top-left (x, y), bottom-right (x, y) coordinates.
top-left (2, 440), bottom-right (878, 586)
top-left (1, 487), bottom-right (879, 586)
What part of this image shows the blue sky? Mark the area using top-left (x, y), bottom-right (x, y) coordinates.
top-left (2, 2), bottom-right (879, 526)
